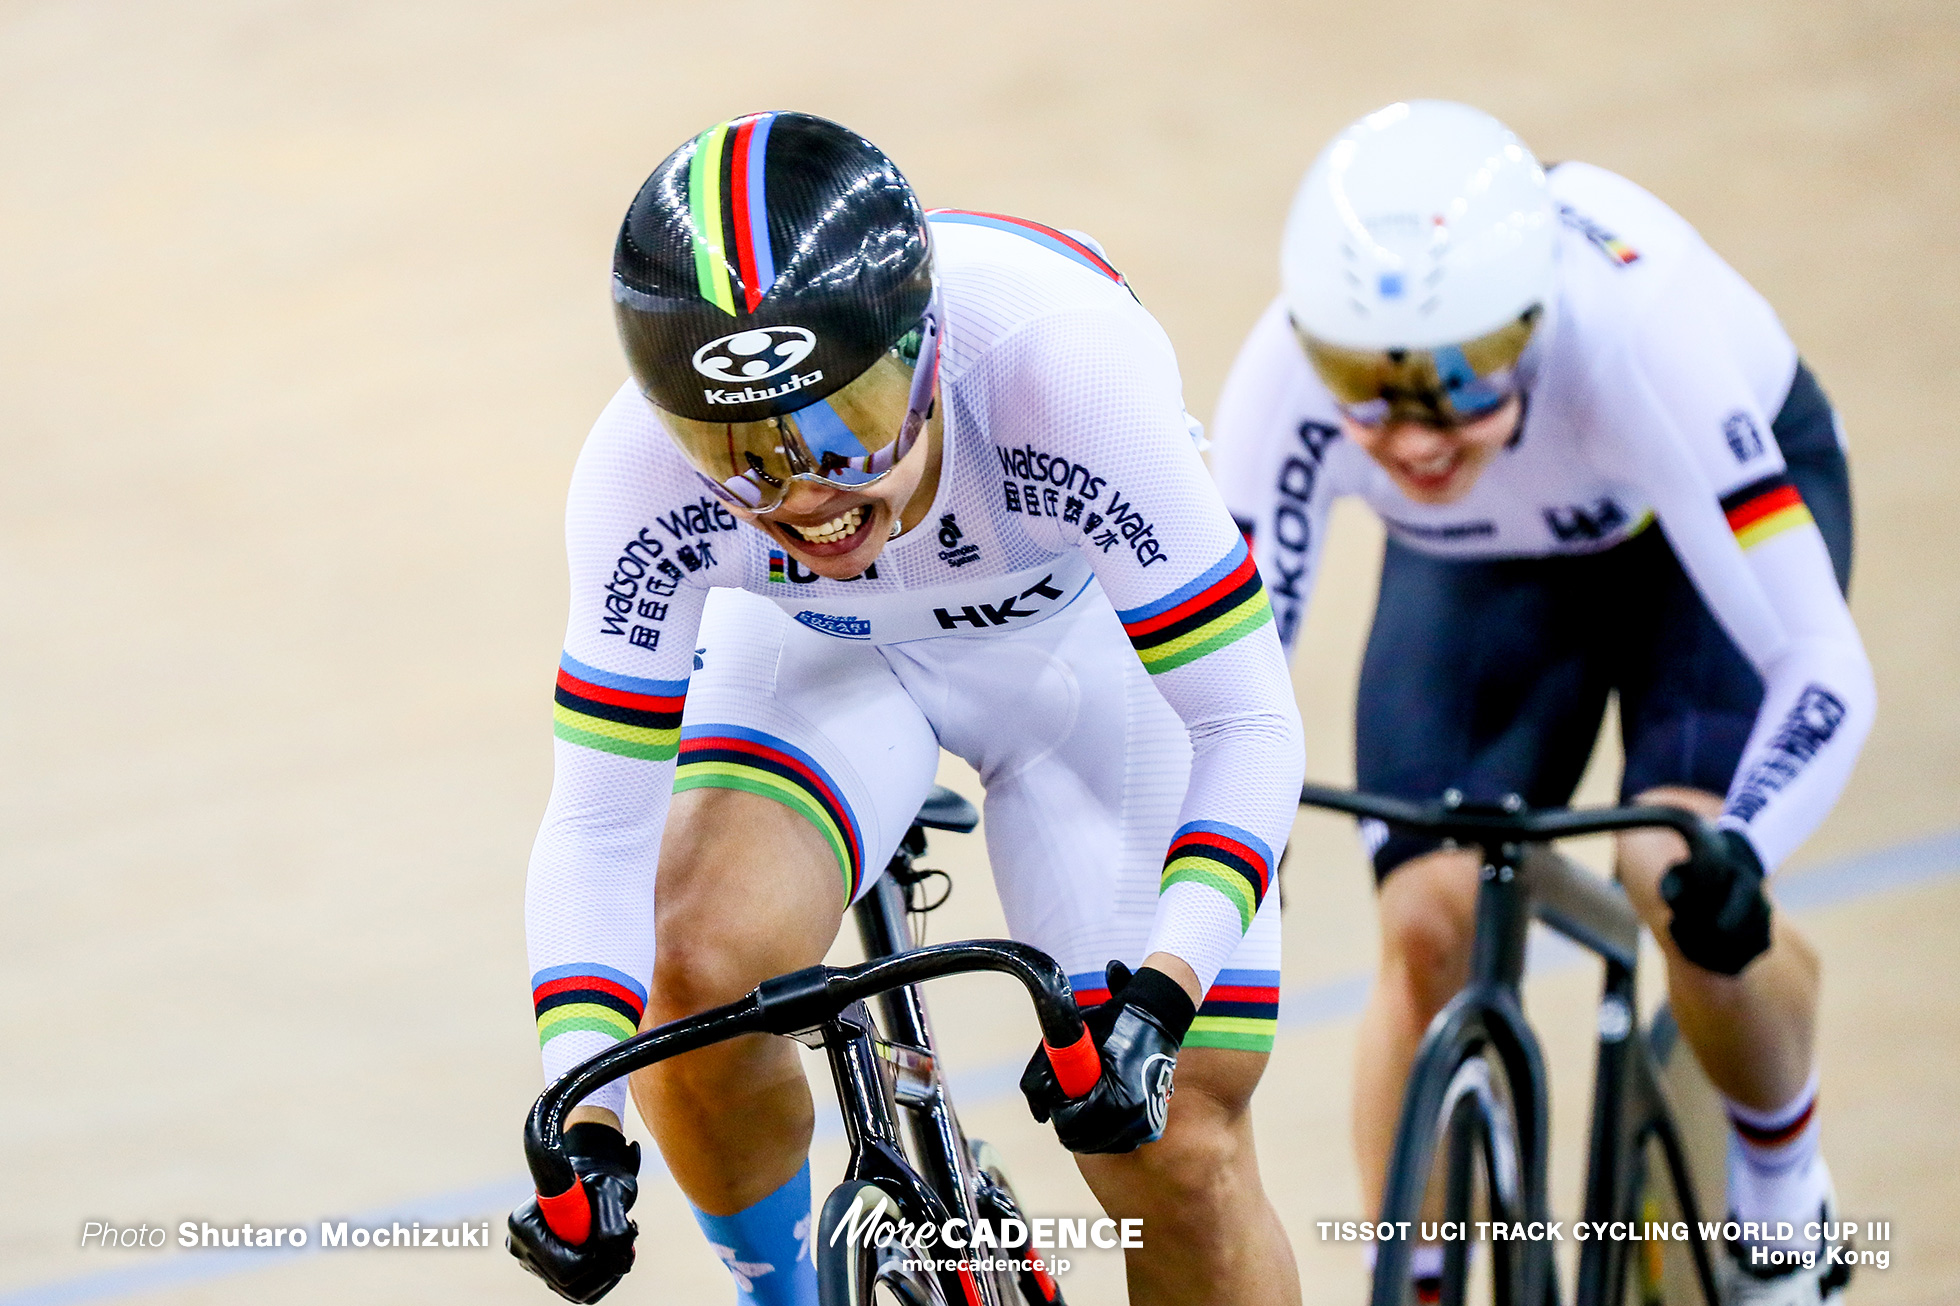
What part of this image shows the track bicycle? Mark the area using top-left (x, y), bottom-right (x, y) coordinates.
top-left (520, 786), bottom-right (1091, 1306)
top-left (1299, 784), bottom-right (1732, 1306)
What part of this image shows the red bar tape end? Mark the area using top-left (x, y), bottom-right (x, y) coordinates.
top-left (538, 1182), bottom-right (592, 1246)
top-left (1044, 1029), bottom-right (1101, 1099)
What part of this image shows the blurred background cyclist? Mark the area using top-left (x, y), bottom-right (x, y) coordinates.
top-left (1208, 100), bottom-right (1872, 1305)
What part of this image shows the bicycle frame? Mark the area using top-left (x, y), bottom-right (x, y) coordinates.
top-left (849, 862), bottom-right (988, 1239)
top-left (1300, 785), bottom-right (1723, 1306)
top-left (520, 809), bottom-right (1089, 1306)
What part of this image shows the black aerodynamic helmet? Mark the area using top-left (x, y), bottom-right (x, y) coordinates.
top-left (613, 111), bottom-right (941, 512)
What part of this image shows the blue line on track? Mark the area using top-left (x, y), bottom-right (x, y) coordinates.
top-left (6, 827), bottom-right (1953, 1305)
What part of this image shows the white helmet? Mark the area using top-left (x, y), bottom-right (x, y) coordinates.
top-left (1281, 101), bottom-right (1556, 425)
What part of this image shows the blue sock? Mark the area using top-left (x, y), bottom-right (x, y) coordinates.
top-left (690, 1161), bottom-right (818, 1305)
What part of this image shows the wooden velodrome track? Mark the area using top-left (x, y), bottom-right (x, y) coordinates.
top-left (3, 2), bottom-right (1955, 1302)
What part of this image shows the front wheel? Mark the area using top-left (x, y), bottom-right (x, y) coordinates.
top-left (970, 1140), bottom-right (1065, 1305)
top-left (1372, 1050), bottom-right (1532, 1306)
top-left (815, 1180), bottom-right (946, 1306)
top-left (1623, 1006), bottom-right (1726, 1306)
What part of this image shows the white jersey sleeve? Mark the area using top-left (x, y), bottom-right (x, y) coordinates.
top-left (959, 293), bottom-right (1307, 991)
top-left (1207, 296), bottom-right (1355, 654)
top-left (524, 384), bottom-right (741, 1114)
top-left (1594, 269), bottom-right (1874, 871)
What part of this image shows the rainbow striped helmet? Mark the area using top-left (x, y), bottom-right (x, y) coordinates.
top-left (613, 113), bottom-right (939, 511)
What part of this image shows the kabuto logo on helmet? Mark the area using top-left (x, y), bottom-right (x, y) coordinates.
top-left (691, 327), bottom-right (818, 383)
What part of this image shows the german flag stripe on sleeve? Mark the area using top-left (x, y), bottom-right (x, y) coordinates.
top-left (1159, 820), bottom-right (1276, 932)
top-left (552, 653), bottom-right (687, 762)
top-left (1720, 473), bottom-right (1814, 550)
top-left (532, 962), bottom-right (648, 1048)
top-left (674, 724), bottom-right (866, 901)
top-left (1117, 539), bottom-right (1274, 674)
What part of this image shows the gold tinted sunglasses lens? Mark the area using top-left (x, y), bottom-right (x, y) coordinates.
top-left (656, 413), bottom-right (799, 508)
top-left (1296, 307), bottom-right (1541, 409)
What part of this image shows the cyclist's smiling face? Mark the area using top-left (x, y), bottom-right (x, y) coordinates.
top-left (1341, 396), bottom-right (1523, 505)
top-left (727, 405), bottom-right (943, 580)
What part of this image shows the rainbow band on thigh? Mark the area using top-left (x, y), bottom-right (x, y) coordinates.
top-left (673, 724), bottom-right (866, 901)
top-left (1118, 539), bottom-right (1274, 675)
top-left (1186, 968), bottom-right (1280, 1052)
top-left (552, 653), bottom-right (687, 761)
top-left (532, 963), bottom-right (648, 1049)
top-left (1068, 967), bottom-right (1279, 1054)
top-left (1160, 820), bottom-right (1275, 932)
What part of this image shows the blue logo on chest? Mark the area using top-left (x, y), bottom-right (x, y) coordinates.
top-left (795, 611), bottom-right (872, 640)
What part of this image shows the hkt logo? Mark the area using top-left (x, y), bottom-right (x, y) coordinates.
top-left (692, 327), bottom-right (817, 383)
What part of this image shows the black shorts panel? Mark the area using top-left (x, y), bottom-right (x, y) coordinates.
top-left (1355, 360), bottom-right (1852, 882)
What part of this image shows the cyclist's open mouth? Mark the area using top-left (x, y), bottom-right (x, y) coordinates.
top-left (1393, 448), bottom-right (1468, 497)
top-left (775, 503), bottom-right (879, 556)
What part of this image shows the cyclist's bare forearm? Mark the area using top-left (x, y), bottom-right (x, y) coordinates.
top-left (1142, 951), bottom-right (1203, 1006)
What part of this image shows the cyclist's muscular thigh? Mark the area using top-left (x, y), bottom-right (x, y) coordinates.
top-left (631, 786), bottom-right (847, 1214)
top-left (1077, 1048), bottom-right (1301, 1306)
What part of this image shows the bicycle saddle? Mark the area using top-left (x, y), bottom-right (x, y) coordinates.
top-left (914, 785), bottom-right (979, 833)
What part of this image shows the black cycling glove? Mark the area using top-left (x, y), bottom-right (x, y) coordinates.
top-left (1659, 827), bottom-right (1773, 976)
top-left (1020, 961), bottom-right (1196, 1155)
top-left (507, 1122), bottom-right (641, 1303)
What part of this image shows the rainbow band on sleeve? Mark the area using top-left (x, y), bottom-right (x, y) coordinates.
top-left (927, 210), bottom-right (1127, 285)
top-left (532, 963), bottom-right (647, 1048)
top-left (1721, 473), bottom-right (1815, 550)
top-left (1070, 967), bottom-right (1279, 1053)
top-left (1117, 539), bottom-right (1274, 674)
top-left (1160, 820), bottom-right (1274, 932)
top-left (552, 653), bottom-right (687, 762)
top-left (686, 112), bottom-right (780, 316)
top-left (674, 724), bottom-right (866, 901)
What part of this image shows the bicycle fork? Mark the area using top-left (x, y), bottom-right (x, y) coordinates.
top-left (1374, 844), bottom-right (1558, 1306)
top-left (1575, 958), bottom-right (1720, 1306)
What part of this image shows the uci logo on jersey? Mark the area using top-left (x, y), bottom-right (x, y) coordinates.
top-left (691, 326), bottom-right (817, 384)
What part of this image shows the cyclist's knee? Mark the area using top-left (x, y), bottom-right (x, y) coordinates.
top-left (1376, 850), bottom-right (1479, 1005)
top-left (1616, 786), bottom-right (1723, 932)
top-left (648, 934), bottom-right (777, 1023)
top-left (1089, 1073), bottom-right (1256, 1218)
